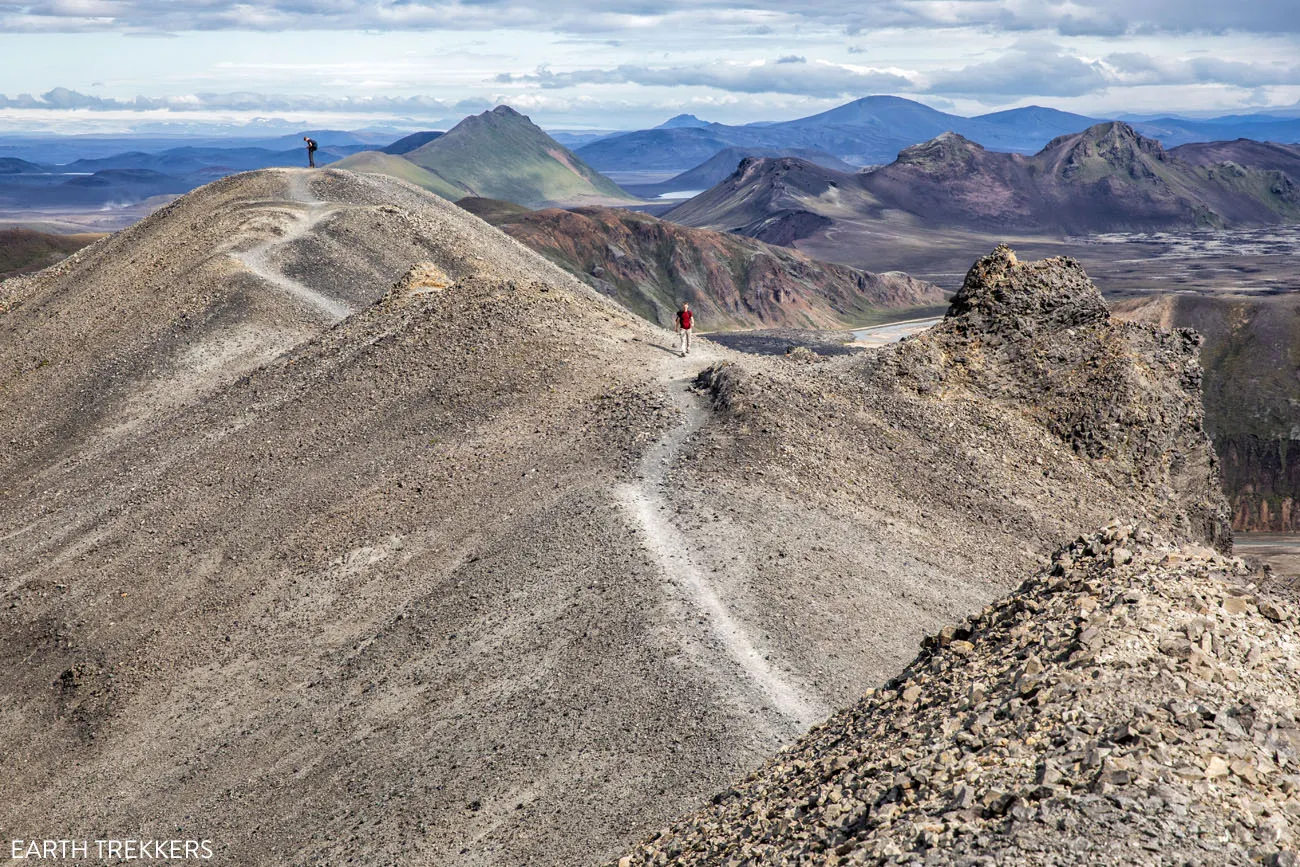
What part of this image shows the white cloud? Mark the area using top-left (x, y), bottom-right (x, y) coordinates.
top-left (1, 0), bottom-right (1298, 35)
top-left (0, 86), bottom-right (490, 113)
top-left (496, 58), bottom-right (914, 97)
top-left (924, 42), bottom-right (1110, 97)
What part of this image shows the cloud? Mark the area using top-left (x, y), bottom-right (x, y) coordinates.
top-left (0, 86), bottom-right (490, 113)
top-left (2, 0), bottom-right (1298, 35)
top-left (1105, 52), bottom-right (1300, 88)
top-left (925, 43), bottom-right (1110, 98)
top-left (495, 59), bottom-right (914, 97)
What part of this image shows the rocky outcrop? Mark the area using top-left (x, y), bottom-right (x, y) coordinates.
top-left (870, 246), bottom-right (1232, 551)
top-left (615, 525), bottom-right (1297, 865)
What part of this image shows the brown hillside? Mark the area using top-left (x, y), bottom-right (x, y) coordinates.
top-left (468, 200), bottom-right (946, 329)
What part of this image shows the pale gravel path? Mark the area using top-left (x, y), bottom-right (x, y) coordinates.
top-left (619, 341), bottom-right (828, 732)
top-left (230, 170), bottom-right (355, 321)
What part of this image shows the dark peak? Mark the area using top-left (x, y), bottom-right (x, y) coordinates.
top-left (489, 104), bottom-right (523, 118)
top-left (1084, 120), bottom-right (1142, 142)
top-left (895, 131), bottom-right (983, 165)
top-left (735, 155), bottom-right (816, 176)
top-left (1045, 120), bottom-right (1165, 159)
top-left (948, 245), bottom-right (1109, 330)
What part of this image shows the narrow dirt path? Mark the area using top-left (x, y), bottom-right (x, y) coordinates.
top-left (230, 170), bottom-right (355, 321)
top-left (620, 342), bottom-right (827, 732)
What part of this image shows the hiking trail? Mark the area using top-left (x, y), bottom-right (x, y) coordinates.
top-left (620, 344), bottom-right (827, 733)
top-left (230, 170), bottom-right (355, 321)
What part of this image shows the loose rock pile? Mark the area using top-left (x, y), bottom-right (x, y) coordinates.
top-left (616, 524), bottom-right (1300, 865)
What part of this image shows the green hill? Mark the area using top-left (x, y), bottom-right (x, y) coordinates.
top-left (329, 150), bottom-right (470, 202)
top-left (401, 105), bottom-right (636, 208)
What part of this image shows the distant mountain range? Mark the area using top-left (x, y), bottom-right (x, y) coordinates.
top-left (337, 106), bottom-right (635, 208)
top-left (574, 96), bottom-right (1300, 175)
top-left (666, 122), bottom-right (1300, 240)
top-left (576, 97), bottom-right (1105, 171)
top-left (0, 141), bottom-right (355, 210)
top-left (458, 197), bottom-right (945, 329)
top-left (4, 95), bottom-right (1300, 227)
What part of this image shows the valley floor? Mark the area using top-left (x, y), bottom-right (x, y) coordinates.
top-left (798, 222), bottom-right (1300, 299)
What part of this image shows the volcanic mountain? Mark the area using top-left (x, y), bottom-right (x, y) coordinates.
top-left (668, 122), bottom-right (1300, 242)
top-left (337, 105), bottom-right (635, 208)
top-left (616, 252), bottom-right (1268, 866)
top-left (459, 198), bottom-right (945, 329)
top-left (1, 167), bottom-right (1230, 867)
top-left (622, 146), bottom-right (855, 198)
top-left (664, 156), bottom-right (883, 245)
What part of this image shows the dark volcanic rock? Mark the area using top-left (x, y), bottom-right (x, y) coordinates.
top-left (948, 245), bottom-right (1109, 331)
top-left (614, 526), bottom-right (1293, 867)
top-left (872, 246), bottom-right (1232, 551)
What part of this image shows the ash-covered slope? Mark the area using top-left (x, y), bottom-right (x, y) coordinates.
top-left (0, 168), bottom-right (565, 478)
top-left (616, 526), bottom-right (1294, 866)
top-left (466, 200), bottom-right (946, 329)
top-left (2, 204), bottom-right (1227, 867)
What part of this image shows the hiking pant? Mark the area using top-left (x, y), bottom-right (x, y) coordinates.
top-left (308, 151), bottom-right (316, 168)
top-left (679, 327), bottom-right (692, 354)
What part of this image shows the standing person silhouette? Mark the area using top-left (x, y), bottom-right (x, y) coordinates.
top-left (675, 302), bottom-right (694, 357)
top-left (303, 136), bottom-right (318, 168)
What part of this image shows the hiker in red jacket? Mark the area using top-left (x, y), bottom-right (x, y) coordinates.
top-left (675, 302), bottom-right (694, 356)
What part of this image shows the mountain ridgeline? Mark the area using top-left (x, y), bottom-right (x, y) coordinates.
top-left (667, 122), bottom-right (1300, 241)
top-left (337, 106), bottom-right (635, 208)
top-left (576, 96), bottom-right (1105, 171)
top-left (459, 198), bottom-right (946, 330)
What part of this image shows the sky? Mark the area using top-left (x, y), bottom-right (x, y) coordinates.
top-left (2, 0), bottom-right (1300, 134)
